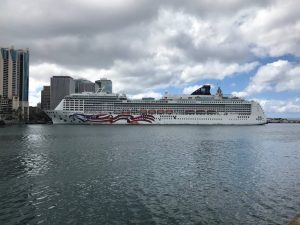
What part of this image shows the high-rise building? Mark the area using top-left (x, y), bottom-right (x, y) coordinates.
top-left (41, 86), bottom-right (50, 110)
top-left (95, 78), bottom-right (112, 94)
top-left (50, 76), bottom-right (75, 109)
top-left (75, 79), bottom-right (96, 93)
top-left (0, 47), bottom-right (29, 119)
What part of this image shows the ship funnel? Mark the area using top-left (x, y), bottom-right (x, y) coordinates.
top-left (191, 85), bottom-right (211, 95)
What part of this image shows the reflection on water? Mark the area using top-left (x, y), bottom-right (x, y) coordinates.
top-left (0, 124), bottom-right (300, 224)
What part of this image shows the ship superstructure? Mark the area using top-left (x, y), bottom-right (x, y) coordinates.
top-left (46, 85), bottom-right (267, 125)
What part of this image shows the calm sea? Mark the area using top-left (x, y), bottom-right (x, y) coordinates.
top-left (0, 124), bottom-right (300, 225)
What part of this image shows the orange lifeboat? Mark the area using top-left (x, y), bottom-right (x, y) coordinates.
top-left (166, 109), bottom-right (173, 114)
top-left (148, 110), bottom-right (156, 114)
top-left (157, 110), bottom-right (165, 114)
top-left (140, 109), bottom-right (147, 114)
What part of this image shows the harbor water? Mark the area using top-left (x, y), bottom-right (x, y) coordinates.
top-left (0, 124), bottom-right (300, 224)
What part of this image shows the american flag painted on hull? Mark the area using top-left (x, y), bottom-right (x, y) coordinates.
top-left (69, 113), bottom-right (155, 124)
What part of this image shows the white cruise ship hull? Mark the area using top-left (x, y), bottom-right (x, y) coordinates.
top-left (46, 111), bottom-right (267, 125)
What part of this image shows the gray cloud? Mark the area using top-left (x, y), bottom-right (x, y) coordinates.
top-left (1, 0), bottom-right (158, 38)
top-left (169, 31), bottom-right (253, 63)
top-left (1, 0), bottom-right (158, 68)
top-left (1, 0), bottom-right (274, 69)
top-left (162, 0), bottom-right (272, 18)
top-left (31, 33), bottom-right (151, 69)
top-left (1, 0), bottom-right (299, 106)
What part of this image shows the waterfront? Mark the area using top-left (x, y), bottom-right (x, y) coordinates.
top-left (0, 124), bottom-right (300, 225)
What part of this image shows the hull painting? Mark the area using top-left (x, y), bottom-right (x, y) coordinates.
top-left (69, 113), bottom-right (155, 124)
top-left (47, 111), bottom-right (267, 125)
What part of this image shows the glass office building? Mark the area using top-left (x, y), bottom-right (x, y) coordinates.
top-left (0, 47), bottom-right (29, 119)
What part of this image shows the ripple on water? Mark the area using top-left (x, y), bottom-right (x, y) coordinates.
top-left (0, 124), bottom-right (300, 225)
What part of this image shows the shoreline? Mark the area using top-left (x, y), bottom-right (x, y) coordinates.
top-left (267, 118), bottom-right (300, 123)
top-left (0, 120), bottom-right (52, 126)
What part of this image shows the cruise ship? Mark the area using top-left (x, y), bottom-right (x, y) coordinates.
top-left (46, 85), bottom-right (267, 125)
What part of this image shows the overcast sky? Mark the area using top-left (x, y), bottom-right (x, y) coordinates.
top-left (1, 0), bottom-right (300, 117)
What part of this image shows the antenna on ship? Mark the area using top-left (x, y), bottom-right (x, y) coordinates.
top-left (216, 86), bottom-right (223, 98)
top-left (215, 81), bottom-right (222, 95)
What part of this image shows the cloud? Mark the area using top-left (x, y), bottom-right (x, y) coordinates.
top-left (180, 61), bottom-right (259, 82)
top-left (240, 0), bottom-right (300, 57)
top-left (1, 0), bottom-right (299, 112)
top-left (1, 0), bottom-right (273, 69)
top-left (256, 98), bottom-right (300, 113)
top-left (183, 85), bottom-right (202, 95)
top-left (30, 63), bottom-right (73, 82)
top-left (130, 91), bottom-right (162, 100)
top-left (162, 0), bottom-right (272, 18)
top-left (29, 77), bottom-right (47, 106)
top-left (0, 0), bottom-right (158, 38)
top-left (233, 60), bottom-right (300, 97)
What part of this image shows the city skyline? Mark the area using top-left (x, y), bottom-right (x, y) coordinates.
top-left (1, 0), bottom-right (300, 117)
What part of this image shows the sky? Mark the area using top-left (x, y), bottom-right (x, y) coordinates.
top-left (1, 0), bottom-right (300, 118)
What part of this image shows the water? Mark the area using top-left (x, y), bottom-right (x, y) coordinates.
top-left (0, 124), bottom-right (300, 225)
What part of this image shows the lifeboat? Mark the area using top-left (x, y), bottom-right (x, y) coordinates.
top-left (185, 110), bottom-right (195, 114)
top-left (148, 110), bottom-right (156, 114)
top-left (196, 110), bottom-right (206, 114)
top-left (140, 109), bottom-right (147, 114)
top-left (166, 109), bottom-right (173, 114)
top-left (157, 110), bottom-right (165, 114)
top-left (121, 111), bottom-right (130, 115)
top-left (207, 110), bottom-right (216, 114)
